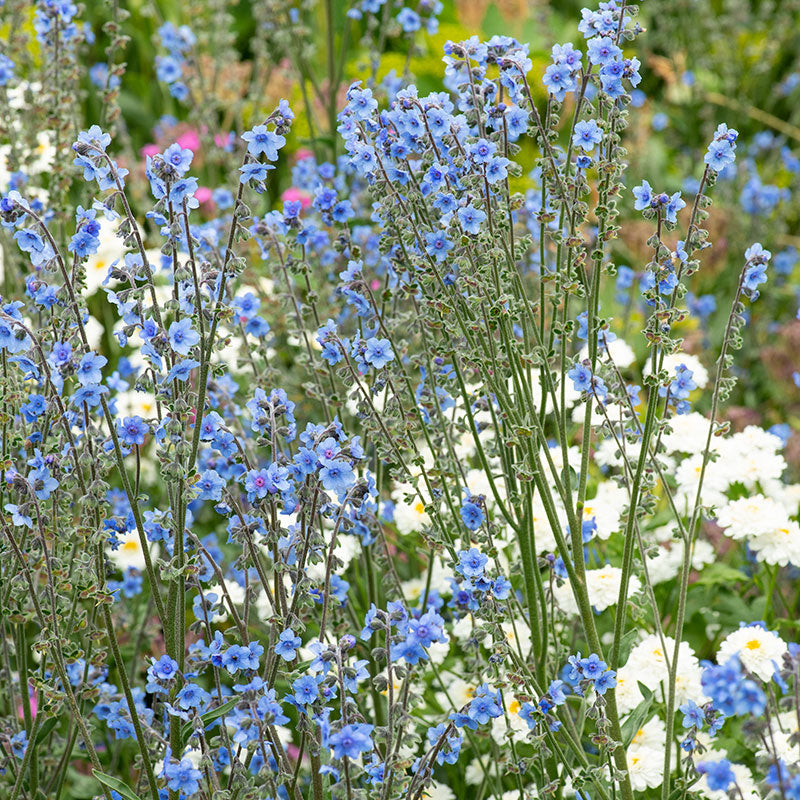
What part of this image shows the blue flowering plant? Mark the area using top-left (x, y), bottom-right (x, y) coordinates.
top-left (1, 2), bottom-right (800, 800)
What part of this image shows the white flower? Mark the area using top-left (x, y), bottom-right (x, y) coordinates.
top-left (84, 218), bottom-right (126, 294)
top-left (756, 711), bottom-right (799, 763)
top-left (716, 495), bottom-right (788, 539)
top-left (553, 566), bottom-right (641, 614)
top-left (716, 495), bottom-right (800, 566)
top-left (490, 693), bottom-right (528, 744)
top-left (660, 412), bottom-right (716, 455)
top-left (716, 626), bottom-right (787, 681)
top-left (645, 352), bottom-right (708, 389)
top-left (626, 744), bottom-right (664, 791)
top-left (108, 530), bottom-right (156, 572)
top-left (500, 620), bottom-right (532, 659)
top-left (614, 665), bottom-right (644, 714)
top-left (622, 634), bottom-right (706, 708)
top-left (115, 388), bottom-right (159, 419)
top-left (305, 533), bottom-right (360, 580)
top-left (583, 481), bottom-right (628, 539)
top-left (420, 782), bottom-right (455, 800)
top-left (579, 337), bottom-right (636, 368)
top-left (715, 427), bottom-right (786, 491)
top-left (437, 675), bottom-right (477, 710)
top-left (674, 453), bottom-right (731, 510)
top-left (630, 716), bottom-right (665, 751)
top-left (749, 520), bottom-right (800, 566)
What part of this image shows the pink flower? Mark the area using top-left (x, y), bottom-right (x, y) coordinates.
top-left (281, 186), bottom-right (312, 209)
top-left (17, 686), bottom-right (37, 719)
top-left (141, 143), bottom-right (160, 159)
top-left (177, 129), bottom-right (200, 152)
top-left (287, 743), bottom-right (303, 761)
top-left (195, 186), bottom-right (212, 204)
top-left (214, 132), bottom-right (235, 149)
top-left (295, 148), bottom-right (314, 162)
top-left (370, 279), bottom-right (381, 291)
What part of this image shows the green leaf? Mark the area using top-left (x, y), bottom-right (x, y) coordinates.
top-left (93, 770), bottom-right (140, 800)
top-left (617, 629), bottom-right (640, 666)
top-left (622, 684), bottom-right (654, 747)
top-left (180, 696), bottom-right (239, 746)
top-left (33, 716), bottom-right (59, 744)
top-left (693, 562), bottom-right (745, 586)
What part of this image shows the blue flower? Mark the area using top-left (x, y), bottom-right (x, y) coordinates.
top-left (346, 85), bottom-right (378, 119)
top-left (70, 383), bottom-right (109, 408)
top-left (31, 467), bottom-right (58, 500)
top-left (457, 204), bottom-right (486, 235)
top-left (467, 685), bottom-right (502, 724)
top-left (10, 730), bottom-right (27, 759)
top-left (587, 35), bottom-right (621, 65)
top-left (244, 464), bottom-right (289, 500)
top-left (568, 362), bottom-right (592, 392)
top-left (318, 459), bottom-right (356, 495)
top-left (364, 337), bottom-right (394, 369)
top-left (5, 503), bottom-right (33, 528)
top-left (274, 629), bottom-right (302, 662)
top-left (239, 162), bottom-right (273, 185)
top-left (242, 125), bottom-right (286, 160)
top-left (196, 469), bottom-right (224, 501)
top-left (664, 191), bottom-right (686, 223)
top-left (76, 352), bottom-right (107, 385)
top-left (573, 119), bottom-right (603, 152)
top-left (176, 682), bottom-right (210, 710)
top-left (632, 180), bottom-right (653, 211)
top-left (704, 124), bottom-right (738, 171)
top-left (424, 230), bottom-right (453, 263)
top-left (680, 700), bottom-right (705, 729)
top-left (166, 358), bottom-right (200, 382)
top-left (542, 62), bottom-right (576, 102)
top-left (117, 416), bottom-right (149, 446)
top-left (457, 547), bottom-right (488, 579)
top-left (163, 758), bottom-right (202, 796)
top-left (460, 501), bottom-right (484, 531)
top-left (697, 759), bottom-right (736, 792)
top-left (593, 668), bottom-right (616, 695)
top-left (162, 142), bottom-right (193, 175)
top-left (168, 319), bottom-right (201, 355)
top-left (396, 7), bottom-right (421, 33)
top-left (329, 723), bottom-right (374, 759)
top-left (292, 674), bottom-right (319, 706)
